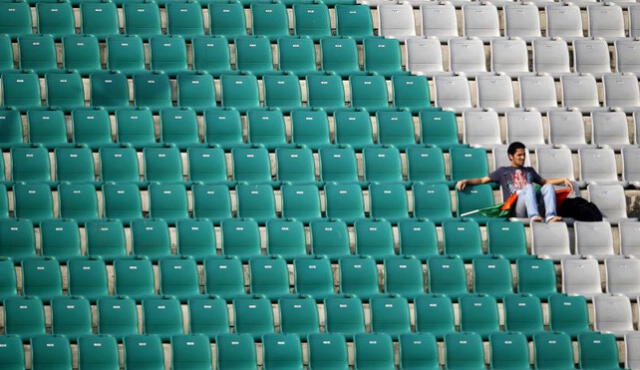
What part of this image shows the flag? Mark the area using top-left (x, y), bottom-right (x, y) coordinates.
top-left (460, 187), bottom-right (572, 219)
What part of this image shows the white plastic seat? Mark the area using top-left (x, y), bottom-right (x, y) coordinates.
top-left (379, 1), bottom-right (416, 39)
top-left (546, 3), bottom-right (583, 39)
top-left (630, 5), bottom-right (640, 38)
top-left (531, 222), bottom-right (571, 259)
top-left (462, 110), bottom-right (501, 147)
top-left (448, 38), bottom-right (487, 76)
top-left (605, 256), bottom-right (640, 297)
top-left (505, 110), bottom-right (546, 148)
top-left (548, 110), bottom-right (589, 149)
top-left (588, 4), bottom-right (625, 40)
top-left (579, 146), bottom-right (619, 185)
top-left (504, 3), bottom-right (541, 39)
top-left (560, 74), bottom-right (601, 112)
top-left (434, 74), bottom-right (472, 110)
top-left (476, 74), bottom-right (516, 111)
top-left (490, 38), bottom-right (530, 76)
top-left (519, 74), bottom-right (558, 110)
top-left (603, 73), bottom-right (640, 110)
top-left (406, 37), bottom-right (446, 75)
top-left (593, 294), bottom-right (634, 336)
top-left (625, 332), bottom-right (640, 369)
top-left (421, 2), bottom-right (458, 40)
top-left (536, 146), bottom-right (576, 180)
top-left (591, 110), bottom-right (630, 149)
top-left (462, 2), bottom-right (500, 38)
top-left (615, 39), bottom-right (640, 74)
top-left (561, 256), bottom-right (603, 297)
top-left (574, 220), bottom-right (615, 259)
top-left (532, 39), bottom-right (570, 75)
top-left (619, 220), bottom-right (640, 257)
top-left (573, 38), bottom-right (612, 77)
top-left (588, 183), bottom-right (628, 224)
top-left (622, 146), bottom-right (640, 187)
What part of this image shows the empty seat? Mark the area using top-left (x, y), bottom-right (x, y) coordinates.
top-left (504, 3), bottom-right (541, 38)
top-left (249, 256), bottom-right (290, 299)
top-left (363, 145), bottom-right (402, 182)
top-left (150, 36), bottom-right (188, 75)
top-left (216, 334), bottom-right (257, 370)
top-left (291, 109), bottom-right (330, 149)
top-left (463, 3), bottom-right (499, 37)
top-left (463, 110), bottom-right (501, 147)
top-left (306, 73), bottom-right (346, 111)
top-left (209, 2), bottom-right (246, 38)
top-left (187, 146), bottom-right (227, 183)
top-left (421, 2), bottom-right (458, 39)
top-left (0, 335), bottom-right (24, 370)
top-left (234, 295), bottom-right (274, 337)
top-left (406, 37), bottom-right (445, 75)
top-left (477, 74), bottom-right (515, 111)
top-left (114, 256), bottom-right (155, 300)
top-left (420, 110), bottom-right (460, 149)
top-left (123, 2), bottom-right (161, 37)
top-left (36, 1), bottom-right (74, 37)
top-left (533, 39), bottom-right (570, 74)
top-left (143, 296), bottom-right (183, 338)
top-left (247, 108), bottom-right (286, 148)
top-left (588, 183), bottom-right (627, 223)
top-left (562, 256), bottom-right (603, 297)
top-left (339, 256), bottom-right (380, 299)
top-left (350, 73), bottom-right (389, 112)
top-left (123, 335), bottom-right (164, 370)
top-left (603, 73), bottom-right (640, 109)
top-left (364, 37), bottom-right (403, 76)
top-left (449, 37), bottom-right (487, 75)
top-left (133, 72), bottom-right (172, 110)
top-left (0, 110), bottom-right (24, 148)
top-left (262, 333), bottom-right (303, 369)
top-left (263, 73), bottom-right (302, 111)
top-left (589, 4), bottom-right (625, 39)
top-left (368, 181), bottom-right (408, 219)
top-left (294, 256), bottom-right (333, 299)
top-left (308, 334), bottom-right (349, 370)
top-left (406, 146), bottom-right (446, 183)
top-left (171, 334), bottom-right (212, 370)
top-left (107, 35), bottom-right (145, 74)
top-left (592, 111), bottom-right (630, 149)
top-left (546, 3), bottom-right (583, 38)
top-left (40, 219), bottom-right (81, 261)
top-left (0, 1), bottom-right (32, 38)
top-left (62, 35), bottom-right (101, 75)
top-left (22, 257), bottom-right (62, 301)
top-left (379, 1), bottom-right (415, 39)
top-left (473, 255), bottom-right (513, 297)
top-left (144, 146), bottom-right (183, 182)
top-left (533, 332), bottom-right (574, 369)
top-left (27, 110), bottom-right (68, 148)
top-left (354, 218), bottom-right (395, 258)
top-left (532, 221), bottom-right (571, 259)
top-left (605, 256), bottom-right (640, 297)
top-left (188, 296), bottom-right (229, 338)
top-left (4, 296), bottom-right (45, 338)
top-left (335, 4), bottom-right (373, 39)
top-left (221, 218), bottom-right (261, 260)
top-left (235, 35), bottom-right (274, 75)
top-left (281, 183), bottom-right (322, 221)
top-left (279, 295), bottom-right (319, 336)
top-left (18, 35), bottom-right (57, 73)
top-left (503, 293), bottom-right (544, 337)
top-left (220, 73), bottom-right (260, 111)
top-left (334, 108), bottom-right (373, 149)
top-left (90, 71), bottom-right (130, 109)
top-left (574, 38), bottom-right (611, 75)
top-left (324, 294), bottom-right (365, 335)
top-left (434, 74), bottom-right (472, 110)
top-left (204, 107), bottom-right (242, 148)
top-left (593, 294), bottom-right (634, 336)
top-left (548, 110), bottom-right (587, 149)
top-left (384, 255), bottom-right (425, 297)
top-left (445, 332), bottom-right (485, 369)
top-left (176, 219), bottom-right (216, 260)
top-left (626, 332), bottom-right (640, 369)
top-left (443, 219), bottom-right (483, 260)
top-left (236, 183), bottom-right (276, 222)
top-left (2, 71), bottom-right (42, 110)
top-left (278, 36), bottom-right (317, 75)
top-left (519, 74), bottom-right (558, 110)
top-left (549, 294), bottom-right (589, 337)
top-left (192, 36), bottom-right (232, 75)
top-left (450, 146), bottom-right (489, 181)
top-left (159, 256), bottom-right (200, 299)
top-left (97, 296), bottom-right (138, 338)
top-left (579, 332), bottom-right (620, 369)
top-left (99, 146), bottom-right (140, 182)
top-left (67, 256), bottom-right (108, 301)
top-left (561, 74), bottom-right (600, 111)
top-left (623, 146), bottom-right (640, 187)
top-left (392, 75), bottom-right (431, 111)
top-left (616, 39), bottom-right (640, 74)
top-left (517, 258), bottom-right (557, 298)
top-left (204, 256), bottom-right (244, 299)
top-left (459, 294), bottom-right (499, 338)
top-left (428, 256), bottom-right (467, 298)
top-left (354, 333), bottom-right (395, 369)
top-left (31, 335), bottom-right (72, 370)
top-left (81, 1), bottom-right (118, 38)
top-left (14, 183), bottom-right (53, 222)
top-left (574, 220), bottom-right (614, 260)
top-left (536, 146), bottom-right (576, 182)
top-left (412, 182), bottom-right (454, 223)
top-left (414, 294), bottom-right (455, 338)
top-left (160, 107), bottom-right (200, 147)
top-left (51, 296), bottom-right (92, 338)
top-left (251, 1), bottom-right (288, 39)
top-left (293, 3), bottom-right (330, 39)
top-left (192, 183), bottom-right (232, 221)
top-left (490, 332), bottom-right (530, 370)
top-left (72, 108), bottom-right (114, 148)
top-left (85, 220), bottom-right (127, 260)
top-left (167, 1), bottom-right (204, 37)
top-left (579, 147), bottom-right (618, 185)
top-left (491, 38), bottom-right (530, 75)
top-left (46, 71), bottom-right (84, 110)
top-left (506, 110), bottom-right (546, 147)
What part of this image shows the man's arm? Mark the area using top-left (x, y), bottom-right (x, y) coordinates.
top-left (540, 177), bottom-right (574, 191)
top-left (455, 176), bottom-right (492, 191)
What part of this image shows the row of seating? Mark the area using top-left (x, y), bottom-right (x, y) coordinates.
top-left (0, 331), bottom-right (628, 370)
top-left (1, 293), bottom-right (630, 339)
top-left (3, 252), bottom-right (640, 302)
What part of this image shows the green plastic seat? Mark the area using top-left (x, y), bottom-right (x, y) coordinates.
top-left (143, 146), bottom-right (183, 182)
top-left (278, 295), bottom-right (320, 337)
top-left (0, 1), bottom-right (32, 38)
top-left (456, 184), bottom-right (495, 224)
top-left (0, 219), bottom-right (35, 261)
top-left (459, 293), bottom-right (499, 338)
top-left (487, 220), bottom-right (528, 260)
top-left (503, 293), bottom-right (544, 337)
top-left (516, 258), bottom-right (557, 298)
top-left (18, 35), bottom-right (57, 73)
top-left (376, 108), bottom-right (416, 149)
top-left (0, 335), bottom-right (25, 370)
top-left (31, 335), bottom-right (72, 370)
top-left (450, 146), bottom-right (489, 182)
top-left (324, 182), bottom-right (365, 222)
top-left (548, 294), bottom-right (590, 337)
top-left (107, 35), bottom-right (145, 74)
top-left (235, 35), bottom-right (274, 75)
top-left (216, 334), bottom-right (257, 370)
top-left (78, 335), bottom-right (119, 370)
top-left (102, 183), bottom-right (143, 221)
top-left (324, 294), bottom-right (365, 336)
top-left (427, 256), bottom-right (467, 298)
top-left (250, 1), bottom-right (289, 40)
top-left (11, 146), bottom-right (51, 180)
top-left (208, 1), bottom-right (246, 38)
top-left (399, 333), bottom-right (439, 370)
top-left (354, 333), bottom-right (395, 370)
top-left (46, 71), bottom-right (84, 110)
top-left (445, 332), bottom-right (485, 370)
top-left (320, 36), bottom-right (360, 76)
top-left (414, 294), bottom-right (455, 338)
top-left (0, 35), bottom-right (11, 73)
top-left (67, 256), bottom-right (108, 301)
top-left (90, 71), bottom-right (130, 109)
top-left (294, 256), bottom-right (334, 299)
top-left (393, 75), bottom-right (431, 112)
top-left (533, 332), bottom-right (574, 370)
top-left (370, 294), bottom-right (411, 337)
top-left (159, 256), bottom-right (200, 299)
top-left (266, 218), bottom-right (307, 259)
top-left (368, 182), bottom-right (409, 221)
top-left (247, 108), bottom-right (287, 148)
top-left (442, 219), bottom-right (483, 260)
top-left (36, 1), bottom-right (74, 37)
top-left (133, 72), bottom-right (172, 110)
top-left (100, 145), bottom-right (140, 182)
top-left (308, 333), bottom-right (348, 370)
top-left (177, 72), bottom-right (216, 111)
top-left (578, 332), bottom-right (620, 370)
top-left (2, 71), bottom-right (42, 110)
top-left (293, 2), bottom-right (330, 39)
top-left (40, 219), bottom-right (81, 261)
top-left (204, 107), bottom-right (243, 148)
top-left (13, 182), bottom-right (53, 222)
top-left (306, 73), bottom-right (346, 112)
top-left (192, 35), bottom-right (232, 75)
top-left (363, 37), bottom-right (404, 76)
top-left (264, 73), bottom-right (302, 111)
top-left (81, 1), bottom-right (118, 38)
top-left (363, 145), bottom-right (402, 182)
top-left (204, 256), bottom-right (245, 299)
top-left (0, 184), bottom-right (8, 218)
top-left (123, 335), bottom-right (165, 370)
top-left (160, 107), bottom-right (201, 147)
top-left (73, 108), bottom-right (114, 148)
top-left (188, 295), bottom-right (230, 337)
top-left (171, 334), bottom-right (213, 370)
top-left (236, 183), bottom-right (276, 222)
top-left (420, 110), bottom-right (460, 149)
top-left (249, 255), bottom-right (290, 299)
top-left (3, 296), bottom-right (45, 338)
top-left (188, 146), bottom-right (227, 183)
top-left (131, 218), bottom-right (171, 258)
top-left (0, 257), bottom-right (17, 299)
top-left (221, 73), bottom-right (260, 111)
top-left (142, 296), bottom-right (183, 338)
top-left (319, 145), bottom-right (359, 182)
top-left (113, 256), bottom-right (155, 300)
top-left (290, 108), bottom-right (330, 150)
top-left (398, 219), bottom-right (439, 260)
top-left (262, 333), bottom-right (303, 370)
top-left (176, 219), bottom-right (216, 260)
top-left (233, 295), bottom-right (275, 338)
top-left (150, 35), bottom-right (188, 74)
top-left (384, 256), bottom-right (424, 298)
top-left (278, 36), bottom-right (317, 75)
top-left (0, 109), bottom-right (24, 148)
top-left (281, 183), bottom-right (322, 222)
top-left (334, 108), bottom-right (373, 149)
top-left (310, 219), bottom-right (351, 259)
top-left (472, 255), bottom-right (513, 297)
top-left (232, 145), bottom-right (272, 182)
top-left (27, 109), bottom-right (68, 147)
top-left (21, 256), bottom-right (62, 301)
top-left (97, 295), bottom-right (139, 338)
top-left (489, 332), bottom-right (530, 370)
top-left (51, 295), bottom-right (92, 338)
top-left (276, 145), bottom-right (315, 183)
top-left (192, 183), bottom-right (232, 221)
top-left (354, 218), bottom-right (395, 258)
top-left (62, 35), bottom-right (101, 75)
top-left (123, 2), bottom-right (161, 37)
top-left (167, 1), bottom-right (204, 38)
top-left (339, 255), bottom-right (380, 299)
top-left (221, 218), bottom-right (262, 260)
top-left (335, 4), bottom-right (373, 40)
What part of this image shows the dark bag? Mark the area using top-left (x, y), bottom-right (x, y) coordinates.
top-left (558, 197), bottom-right (603, 221)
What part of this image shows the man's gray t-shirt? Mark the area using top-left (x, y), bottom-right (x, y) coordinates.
top-left (489, 166), bottom-right (543, 200)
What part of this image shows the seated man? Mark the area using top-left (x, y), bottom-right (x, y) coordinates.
top-left (455, 142), bottom-right (573, 222)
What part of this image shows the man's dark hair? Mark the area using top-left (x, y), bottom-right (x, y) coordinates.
top-left (507, 142), bottom-right (526, 156)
